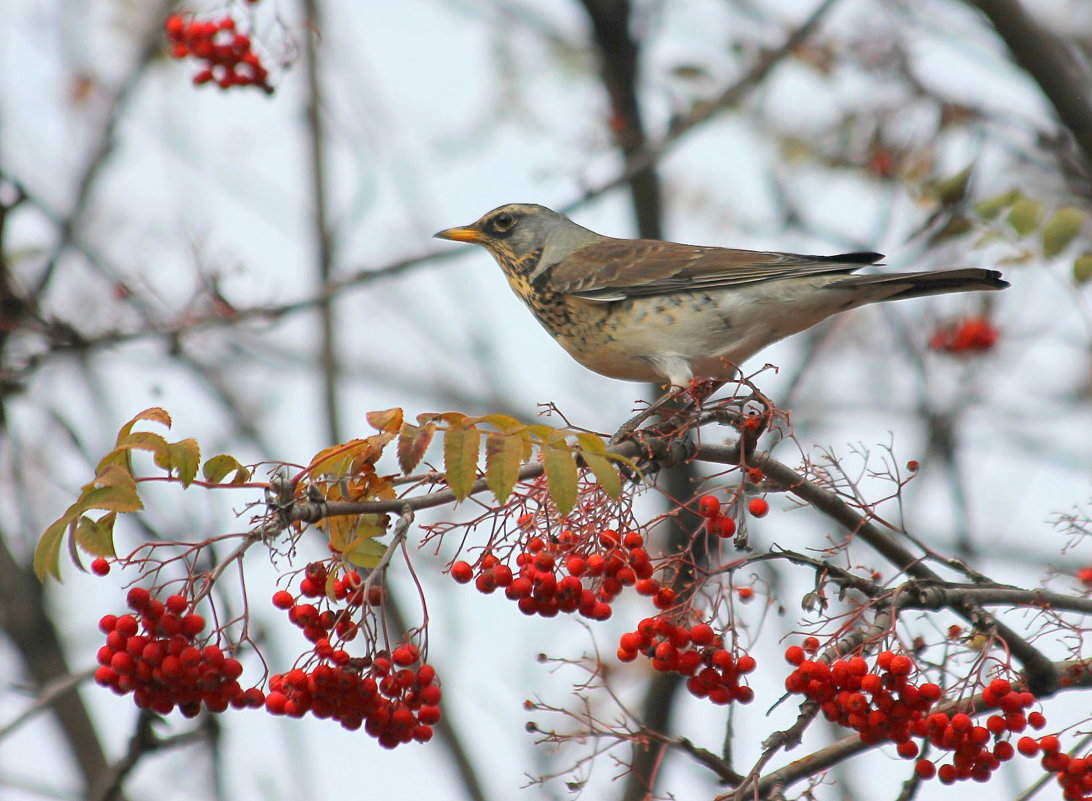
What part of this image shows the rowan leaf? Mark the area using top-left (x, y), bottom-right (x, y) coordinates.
top-left (581, 451), bottom-right (622, 499)
top-left (163, 438), bottom-right (200, 487)
top-left (478, 414), bottom-right (524, 433)
top-left (1074, 253), bottom-right (1092, 285)
top-left (366, 408), bottom-right (403, 433)
top-left (543, 442), bottom-right (578, 515)
top-left (1007, 196), bottom-right (1042, 237)
top-left (203, 454), bottom-right (251, 485)
top-left (117, 407), bottom-right (172, 441)
top-left (79, 465), bottom-right (143, 514)
top-left (443, 423), bottom-right (480, 501)
top-left (327, 513), bottom-right (389, 569)
top-left (75, 513), bottom-right (117, 558)
top-left (974, 189), bottom-right (1019, 220)
top-left (34, 516), bottom-right (71, 582)
top-left (1042, 206), bottom-right (1087, 257)
top-left (397, 422), bottom-right (435, 474)
top-left (933, 165), bottom-right (972, 206)
top-left (485, 431), bottom-right (524, 503)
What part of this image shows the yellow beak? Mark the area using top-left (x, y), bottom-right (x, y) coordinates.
top-left (434, 225), bottom-right (486, 244)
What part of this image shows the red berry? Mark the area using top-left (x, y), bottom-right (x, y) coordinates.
top-left (784, 646), bottom-right (805, 666)
top-left (715, 516), bottom-right (736, 538)
top-left (915, 759), bottom-right (935, 779)
top-left (126, 587), bottom-right (151, 611)
top-left (747, 498), bottom-right (768, 517)
top-left (690, 623), bottom-right (715, 646)
top-left (897, 740), bottom-right (919, 759)
top-left (653, 587), bottom-right (676, 609)
top-left (1028, 711), bottom-right (1046, 729)
top-left (450, 561), bottom-right (473, 584)
top-left (802, 636), bottom-right (820, 654)
top-left (180, 614), bottom-right (205, 637)
top-left (272, 590), bottom-right (294, 609)
top-left (697, 495), bottom-right (720, 518)
top-left (1017, 736), bottom-right (1040, 756)
top-left (737, 654), bottom-right (756, 673)
top-left (737, 587), bottom-right (754, 602)
top-left (90, 557), bottom-right (110, 576)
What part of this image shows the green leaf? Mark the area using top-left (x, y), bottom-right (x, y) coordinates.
top-left (75, 513), bottom-right (117, 558)
top-left (933, 166), bottom-right (972, 206)
top-left (397, 422), bottom-right (435, 474)
top-left (1007, 196), bottom-right (1042, 237)
top-left (974, 189), bottom-right (1019, 220)
top-left (929, 216), bottom-right (973, 243)
top-left (342, 537), bottom-right (388, 569)
top-left (485, 431), bottom-right (524, 503)
top-left (443, 423), bottom-right (480, 501)
top-left (543, 443), bottom-right (578, 515)
top-left (1074, 253), bottom-right (1092, 284)
top-left (328, 513), bottom-right (389, 569)
top-left (202, 454), bottom-right (250, 485)
top-left (79, 465), bottom-right (143, 514)
top-left (164, 438), bottom-right (200, 487)
top-left (581, 451), bottom-right (622, 499)
top-left (34, 517), bottom-right (71, 582)
top-left (1042, 206), bottom-right (1088, 257)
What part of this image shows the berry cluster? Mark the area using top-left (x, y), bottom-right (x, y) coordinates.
top-left (912, 677), bottom-right (1043, 784)
top-left (928, 316), bottom-right (999, 354)
top-left (165, 13), bottom-right (272, 93)
top-left (1030, 737), bottom-right (1092, 800)
top-left (618, 617), bottom-right (755, 704)
top-left (784, 645), bottom-right (940, 747)
top-left (450, 528), bottom-right (670, 620)
top-left (273, 561), bottom-right (382, 644)
top-left (696, 493), bottom-right (767, 535)
top-left (95, 587), bottom-right (262, 716)
top-left (785, 646), bottom-right (1046, 785)
top-left (265, 643), bottom-right (440, 747)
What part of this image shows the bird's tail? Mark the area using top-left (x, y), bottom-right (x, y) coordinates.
top-left (835, 268), bottom-right (1009, 300)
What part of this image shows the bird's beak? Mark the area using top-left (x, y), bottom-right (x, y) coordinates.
top-left (434, 225), bottom-right (486, 244)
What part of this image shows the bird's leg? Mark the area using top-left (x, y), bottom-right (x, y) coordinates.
top-left (610, 378), bottom-right (725, 443)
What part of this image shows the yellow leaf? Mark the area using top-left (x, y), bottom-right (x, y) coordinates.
top-left (1042, 206), bottom-right (1087, 257)
top-left (543, 443), bottom-right (578, 515)
top-left (444, 423), bottom-right (480, 501)
top-left (397, 422), bottom-right (435, 474)
top-left (1007, 196), bottom-right (1042, 237)
top-left (485, 431), bottom-right (524, 503)
top-left (79, 465), bottom-right (143, 514)
top-left (366, 408), bottom-right (403, 433)
top-left (326, 513), bottom-right (389, 568)
top-left (974, 189), bottom-right (1019, 220)
top-left (929, 216), bottom-right (972, 243)
top-left (34, 516), bottom-right (71, 582)
top-left (342, 538), bottom-right (388, 569)
top-left (581, 451), bottom-right (622, 499)
top-left (165, 438), bottom-right (200, 487)
top-left (75, 513), bottom-right (117, 558)
top-left (932, 165), bottom-right (972, 206)
top-left (116, 407), bottom-right (172, 442)
top-left (478, 414), bottom-right (524, 433)
top-left (203, 454), bottom-right (250, 485)
top-left (1074, 253), bottom-right (1092, 284)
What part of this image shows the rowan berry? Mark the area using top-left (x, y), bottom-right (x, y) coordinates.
top-left (715, 516), bottom-right (736, 538)
top-left (697, 495), bottom-right (720, 518)
top-left (91, 557), bottom-right (111, 576)
top-left (747, 497), bottom-right (769, 517)
top-left (450, 561), bottom-right (473, 584)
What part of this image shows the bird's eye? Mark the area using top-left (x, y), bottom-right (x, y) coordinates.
top-left (493, 212), bottom-right (516, 232)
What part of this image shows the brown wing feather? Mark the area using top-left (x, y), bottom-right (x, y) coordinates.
top-left (548, 238), bottom-right (884, 300)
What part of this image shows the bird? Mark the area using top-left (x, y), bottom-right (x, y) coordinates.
top-left (434, 203), bottom-right (1008, 387)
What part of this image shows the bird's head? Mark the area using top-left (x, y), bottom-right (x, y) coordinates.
top-left (435, 204), bottom-right (599, 276)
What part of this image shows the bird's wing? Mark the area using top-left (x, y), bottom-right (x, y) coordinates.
top-left (547, 238), bottom-right (884, 301)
